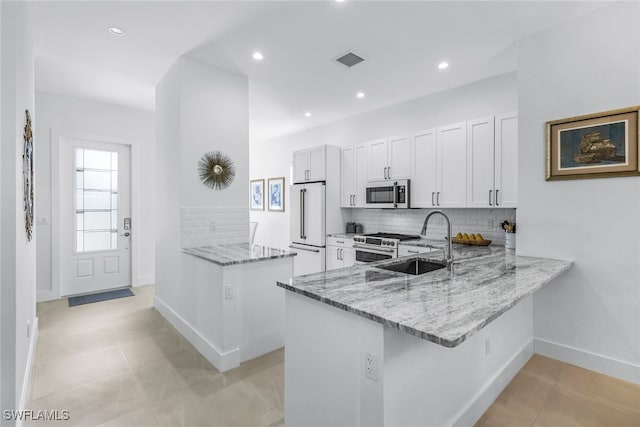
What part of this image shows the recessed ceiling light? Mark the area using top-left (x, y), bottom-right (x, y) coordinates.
top-left (438, 62), bottom-right (449, 70)
top-left (336, 0), bottom-right (345, 2)
top-left (252, 51), bottom-right (264, 61)
top-left (356, 92), bottom-right (365, 99)
top-left (108, 27), bottom-right (125, 36)
top-left (305, 112), bottom-right (311, 117)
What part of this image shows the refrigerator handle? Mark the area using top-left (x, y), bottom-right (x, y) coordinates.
top-left (299, 189), bottom-right (304, 239)
top-left (301, 188), bottom-right (307, 239)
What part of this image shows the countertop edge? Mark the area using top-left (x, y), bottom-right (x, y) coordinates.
top-left (181, 247), bottom-right (296, 266)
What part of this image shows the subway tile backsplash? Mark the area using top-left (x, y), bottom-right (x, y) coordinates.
top-left (350, 208), bottom-right (516, 246)
top-left (181, 206), bottom-right (249, 248)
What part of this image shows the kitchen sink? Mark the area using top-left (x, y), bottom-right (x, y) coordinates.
top-left (374, 257), bottom-right (447, 276)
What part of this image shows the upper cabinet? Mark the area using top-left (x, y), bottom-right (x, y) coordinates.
top-left (367, 136), bottom-right (411, 182)
top-left (341, 143), bottom-right (368, 207)
top-left (293, 145), bottom-right (326, 183)
top-left (466, 113), bottom-right (518, 208)
top-left (411, 128), bottom-right (438, 208)
top-left (436, 122), bottom-right (467, 208)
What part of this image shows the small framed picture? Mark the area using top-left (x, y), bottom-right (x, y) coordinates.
top-left (268, 177), bottom-right (285, 212)
top-left (250, 179), bottom-right (264, 211)
top-left (546, 106), bottom-right (640, 180)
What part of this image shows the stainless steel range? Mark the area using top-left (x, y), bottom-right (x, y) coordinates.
top-left (353, 232), bottom-right (421, 264)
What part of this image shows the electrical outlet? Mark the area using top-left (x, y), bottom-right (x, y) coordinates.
top-left (485, 338), bottom-right (491, 356)
top-left (486, 220), bottom-right (494, 229)
top-left (224, 284), bottom-right (235, 300)
top-left (209, 219), bottom-right (216, 231)
top-left (364, 352), bottom-right (378, 381)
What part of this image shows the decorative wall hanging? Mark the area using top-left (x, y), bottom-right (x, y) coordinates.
top-left (268, 177), bottom-right (285, 212)
top-left (198, 151), bottom-right (236, 190)
top-left (250, 179), bottom-right (264, 211)
top-left (23, 110), bottom-right (34, 241)
top-left (546, 106), bottom-right (640, 180)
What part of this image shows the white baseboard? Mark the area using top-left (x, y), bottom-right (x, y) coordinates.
top-left (17, 317), bottom-right (39, 427)
top-left (153, 295), bottom-right (239, 372)
top-left (133, 275), bottom-right (155, 287)
top-left (36, 290), bottom-right (58, 302)
top-left (453, 339), bottom-right (534, 427)
top-left (534, 338), bottom-right (640, 385)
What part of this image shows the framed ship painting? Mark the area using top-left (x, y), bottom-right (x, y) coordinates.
top-left (546, 106), bottom-right (640, 180)
top-left (250, 179), bottom-right (264, 211)
top-left (268, 177), bottom-right (285, 212)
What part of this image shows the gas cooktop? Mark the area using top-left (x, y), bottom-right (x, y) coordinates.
top-left (361, 233), bottom-right (421, 241)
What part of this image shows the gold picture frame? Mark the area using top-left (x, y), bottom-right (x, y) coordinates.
top-left (546, 106), bottom-right (640, 181)
top-left (267, 177), bottom-right (285, 212)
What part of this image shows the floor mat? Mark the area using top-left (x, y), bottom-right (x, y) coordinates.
top-left (68, 288), bottom-right (135, 307)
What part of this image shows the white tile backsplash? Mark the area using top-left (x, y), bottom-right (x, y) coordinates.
top-left (181, 206), bottom-right (249, 248)
top-left (350, 208), bottom-right (516, 246)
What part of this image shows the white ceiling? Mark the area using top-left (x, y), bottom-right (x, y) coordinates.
top-left (29, 1), bottom-right (609, 143)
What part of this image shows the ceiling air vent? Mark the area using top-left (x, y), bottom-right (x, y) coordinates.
top-left (335, 51), bottom-right (365, 68)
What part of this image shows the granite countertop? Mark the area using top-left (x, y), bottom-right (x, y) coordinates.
top-left (400, 238), bottom-right (505, 257)
top-left (181, 243), bottom-right (296, 266)
top-left (277, 249), bottom-right (572, 348)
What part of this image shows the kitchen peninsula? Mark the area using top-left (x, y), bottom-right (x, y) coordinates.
top-left (277, 244), bottom-right (571, 426)
top-left (154, 243), bottom-right (295, 372)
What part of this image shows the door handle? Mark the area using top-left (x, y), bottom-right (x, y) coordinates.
top-left (489, 189), bottom-right (493, 206)
top-left (120, 232), bottom-right (130, 237)
top-left (495, 189), bottom-right (500, 206)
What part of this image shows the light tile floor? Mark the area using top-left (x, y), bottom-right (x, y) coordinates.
top-left (28, 285), bottom-right (283, 427)
top-left (476, 353), bottom-right (640, 426)
top-left (29, 285), bottom-right (640, 427)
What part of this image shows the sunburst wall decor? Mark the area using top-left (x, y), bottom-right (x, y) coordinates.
top-left (23, 110), bottom-right (34, 241)
top-left (198, 151), bottom-right (236, 190)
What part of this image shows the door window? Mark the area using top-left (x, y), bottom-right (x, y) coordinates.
top-left (75, 148), bottom-right (118, 252)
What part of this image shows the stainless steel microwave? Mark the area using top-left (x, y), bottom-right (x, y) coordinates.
top-left (365, 180), bottom-right (410, 209)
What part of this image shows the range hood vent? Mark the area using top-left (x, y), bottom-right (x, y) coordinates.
top-left (335, 51), bottom-right (365, 68)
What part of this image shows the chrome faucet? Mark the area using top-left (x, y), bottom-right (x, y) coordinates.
top-left (421, 210), bottom-right (454, 272)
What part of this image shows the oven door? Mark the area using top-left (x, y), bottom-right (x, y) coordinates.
top-left (354, 245), bottom-right (396, 264)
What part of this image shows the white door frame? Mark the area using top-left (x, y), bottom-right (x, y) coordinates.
top-left (51, 129), bottom-right (142, 299)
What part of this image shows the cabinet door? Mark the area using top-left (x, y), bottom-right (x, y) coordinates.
top-left (340, 146), bottom-right (355, 207)
top-left (495, 112), bottom-right (518, 208)
top-left (326, 246), bottom-right (341, 271)
top-left (437, 122), bottom-right (467, 208)
top-left (293, 150), bottom-right (309, 183)
top-left (354, 143), bottom-right (369, 207)
top-left (466, 116), bottom-right (495, 208)
top-left (368, 138), bottom-right (388, 182)
top-left (342, 248), bottom-right (355, 268)
top-left (307, 146), bottom-right (326, 182)
top-left (388, 134), bottom-right (411, 179)
top-left (411, 129), bottom-right (438, 208)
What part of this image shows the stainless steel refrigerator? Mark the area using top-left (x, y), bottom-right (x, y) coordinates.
top-left (289, 182), bottom-right (326, 275)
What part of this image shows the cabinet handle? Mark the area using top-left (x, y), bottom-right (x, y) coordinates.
top-left (339, 248), bottom-right (343, 260)
top-left (388, 167), bottom-right (391, 179)
top-left (353, 194), bottom-right (356, 206)
top-left (408, 250), bottom-right (419, 254)
top-left (431, 192), bottom-right (435, 206)
top-left (495, 189), bottom-right (500, 206)
top-left (489, 189), bottom-right (493, 206)
top-left (337, 240), bottom-right (344, 244)
top-left (436, 192), bottom-right (440, 206)
top-left (383, 167), bottom-right (387, 180)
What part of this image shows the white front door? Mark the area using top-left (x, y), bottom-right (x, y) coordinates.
top-left (59, 138), bottom-right (131, 296)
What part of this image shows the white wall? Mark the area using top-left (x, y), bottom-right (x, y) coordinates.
top-left (34, 91), bottom-right (156, 301)
top-left (250, 72), bottom-right (517, 249)
top-left (1, 0), bottom-right (37, 417)
top-left (155, 57), bottom-right (249, 309)
top-left (518, 2), bottom-right (640, 383)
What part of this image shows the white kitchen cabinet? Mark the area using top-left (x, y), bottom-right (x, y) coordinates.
top-left (326, 237), bottom-right (355, 270)
top-left (341, 142), bottom-right (368, 207)
top-left (411, 128), bottom-right (438, 208)
top-left (495, 112), bottom-right (518, 207)
top-left (367, 136), bottom-right (411, 182)
top-left (436, 122), bottom-right (467, 208)
top-left (398, 245), bottom-right (435, 257)
top-left (293, 145), bottom-right (326, 183)
top-left (466, 113), bottom-right (518, 208)
top-left (466, 116), bottom-right (496, 207)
